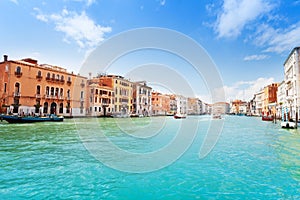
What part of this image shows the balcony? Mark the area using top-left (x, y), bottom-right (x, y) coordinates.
top-left (66, 96), bottom-right (71, 101)
top-left (285, 75), bottom-right (293, 84)
top-left (45, 94), bottom-right (51, 99)
top-left (80, 83), bottom-right (85, 88)
top-left (286, 95), bottom-right (294, 102)
top-left (13, 92), bottom-right (21, 97)
top-left (15, 72), bottom-right (22, 77)
top-left (36, 94), bottom-right (41, 99)
top-left (36, 75), bottom-right (42, 80)
top-left (58, 95), bottom-right (64, 100)
top-left (67, 80), bottom-right (72, 85)
top-left (46, 77), bottom-right (51, 81)
top-left (80, 98), bottom-right (85, 102)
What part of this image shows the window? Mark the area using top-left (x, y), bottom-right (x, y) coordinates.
top-left (51, 87), bottom-right (54, 96)
top-left (4, 83), bottom-right (7, 93)
top-left (46, 86), bottom-right (50, 95)
top-left (95, 97), bottom-right (97, 103)
top-left (46, 73), bottom-right (50, 79)
top-left (95, 107), bottom-right (97, 112)
top-left (14, 82), bottom-right (20, 93)
top-left (52, 74), bottom-right (55, 79)
top-left (95, 89), bottom-right (98, 95)
top-left (80, 91), bottom-right (84, 99)
top-left (36, 85), bottom-right (41, 95)
top-left (16, 66), bottom-right (21, 74)
top-left (99, 107), bottom-right (101, 112)
top-left (61, 75), bottom-right (64, 81)
top-left (37, 71), bottom-right (42, 77)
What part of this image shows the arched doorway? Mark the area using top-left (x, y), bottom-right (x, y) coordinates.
top-left (43, 102), bottom-right (48, 114)
top-left (50, 102), bottom-right (57, 114)
top-left (59, 103), bottom-right (63, 114)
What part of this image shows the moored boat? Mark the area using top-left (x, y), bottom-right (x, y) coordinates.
top-left (262, 115), bottom-right (274, 121)
top-left (0, 114), bottom-right (64, 123)
top-left (281, 121), bottom-right (297, 129)
top-left (174, 113), bottom-right (186, 119)
top-left (212, 114), bottom-right (222, 119)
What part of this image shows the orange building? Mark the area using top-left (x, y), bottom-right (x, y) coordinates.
top-left (0, 55), bottom-right (87, 117)
top-left (263, 83), bottom-right (279, 115)
top-left (87, 78), bottom-right (114, 117)
top-left (151, 92), bottom-right (170, 115)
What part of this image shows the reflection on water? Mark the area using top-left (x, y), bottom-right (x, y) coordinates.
top-left (275, 129), bottom-right (300, 182)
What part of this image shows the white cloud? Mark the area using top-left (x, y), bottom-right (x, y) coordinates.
top-left (244, 54), bottom-right (269, 61)
top-left (9, 0), bottom-right (18, 5)
top-left (255, 23), bottom-right (300, 53)
top-left (34, 8), bottom-right (112, 49)
top-left (159, 0), bottom-right (166, 6)
top-left (223, 77), bottom-right (275, 101)
top-left (215, 0), bottom-right (273, 38)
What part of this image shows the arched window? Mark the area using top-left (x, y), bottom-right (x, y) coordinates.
top-left (37, 70), bottom-right (42, 77)
top-left (56, 74), bottom-right (60, 80)
top-left (95, 89), bottom-right (98, 95)
top-left (50, 87), bottom-right (54, 96)
top-left (46, 73), bottom-right (50, 80)
top-left (61, 75), bottom-right (64, 81)
top-left (52, 74), bottom-right (55, 79)
top-left (16, 66), bottom-right (21, 74)
top-left (60, 88), bottom-right (63, 97)
top-left (36, 85), bottom-right (41, 95)
top-left (46, 86), bottom-right (50, 95)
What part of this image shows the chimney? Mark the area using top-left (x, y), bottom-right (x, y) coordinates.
top-left (4, 55), bottom-right (8, 62)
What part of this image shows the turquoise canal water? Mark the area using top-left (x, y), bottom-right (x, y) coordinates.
top-left (0, 116), bottom-right (300, 199)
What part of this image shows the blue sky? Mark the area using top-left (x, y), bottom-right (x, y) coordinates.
top-left (1, 0), bottom-right (300, 102)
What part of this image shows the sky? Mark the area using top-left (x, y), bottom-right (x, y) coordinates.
top-left (1, 0), bottom-right (300, 103)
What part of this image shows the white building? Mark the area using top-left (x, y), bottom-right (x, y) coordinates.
top-left (175, 95), bottom-right (187, 114)
top-left (276, 81), bottom-right (286, 119)
top-left (253, 90), bottom-right (264, 116)
top-left (132, 81), bottom-right (152, 116)
top-left (283, 47), bottom-right (300, 121)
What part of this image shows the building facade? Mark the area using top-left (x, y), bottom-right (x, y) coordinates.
top-left (87, 78), bottom-right (114, 117)
top-left (175, 95), bottom-right (187, 115)
top-left (151, 92), bottom-right (170, 116)
top-left (99, 75), bottom-right (133, 116)
top-left (187, 97), bottom-right (202, 115)
top-left (132, 81), bottom-right (152, 116)
top-left (0, 55), bottom-right (87, 117)
top-left (283, 47), bottom-right (300, 121)
top-left (212, 102), bottom-right (230, 114)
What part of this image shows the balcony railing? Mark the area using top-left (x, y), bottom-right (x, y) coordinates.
top-left (36, 75), bottom-right (42, 80)
top-left (36, 94), bottom-right (41, 99)
top-left (13, 92), bottom-right (21, 97)
top-left (66, 96), bottom-right (71, 101)
top-left (67, 80), bottom-right (72, 85)
top-left (15, 72), bottom-right (22, 77)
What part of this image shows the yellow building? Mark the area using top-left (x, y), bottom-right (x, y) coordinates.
top-left (99, 75), bottom-right (133, 116)
top-left (0, 55), bottom-right (87, 117)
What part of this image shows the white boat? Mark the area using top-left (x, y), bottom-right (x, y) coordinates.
top-left (281, 121), bottom-right (297, 129)
top-left (174, 113), bottom-right (186, 119)
top-left (212, 114), bottom-right (222, 119)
